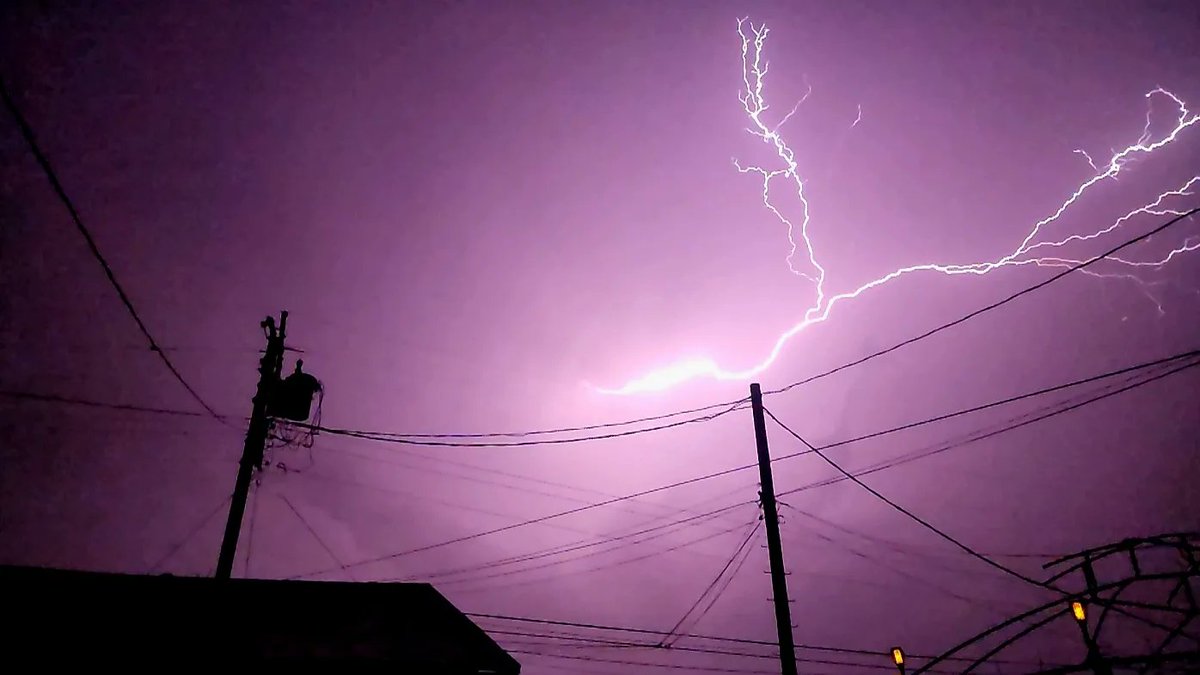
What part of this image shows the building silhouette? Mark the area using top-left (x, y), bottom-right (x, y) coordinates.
top-left (2, 565), bottom-right (520, 672)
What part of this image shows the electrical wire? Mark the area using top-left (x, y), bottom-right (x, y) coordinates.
top-left (508, 650), bottom-right (781, 674)
top-left (293, 460), bottom-right (759, 578)
top-left (782, 507), bottom-right (1029, 612)
top-left (400, 501), bottom-right (752, 585)
top-left (146, 492), bottom-right (232, 573)
top-left (469, 611), bottom-right (862, 655)
top-left (373, 484), bottom-right (759, 591)
top-left (494, 639), bottom-right (963, 675)
top-left (371, 395), bottom-right (752, 439)
top-left (297, 399), bottom-right (746, 448)
top-left (770, 415), bottom-right (1191, 652)
top-left (0, 390), bottom-right (219, 418)
top-left (660, 519), bottom-right (763, 646)
top-left (280, 468), bottom-right (633, 549)
top-left (6, 343), bottom-right (1188, 589)
top-left (12, 342), bottom-right (1188, 585)
top-left (785, 368), bottom-right (1159, 497)
top-left (292, 344), bottom-right (1195, 452)
top-left (509, 645), bottom-right (929, 672)
top-left (0, 77), bottom-right (228, 424)
top-left (476, 616), bottom-right (1072, 669)
top-left (689, 522), bottom-right (760, 630)
top-left (277, 492), bottom-right (354, 581)
top-left (317, 443), bottom-right (727, 523)
top-left (765, 407), bottom-right (1059, 593)
top-left (776, 348), bottom-right (1199, 458)
top-left (426, 518), bottom-right (757, 593)
top-left (786, 504), bottom-right (1045, 562)
top-left (776, 355), bottom-right (1200, 499)
top-left (300, 348), bottom-right (1195, 578)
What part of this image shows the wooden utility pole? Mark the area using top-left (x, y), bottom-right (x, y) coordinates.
top-left (216, 311), bottom-right (287, 579)
top-left (749, 382), bottom-right (798, 675)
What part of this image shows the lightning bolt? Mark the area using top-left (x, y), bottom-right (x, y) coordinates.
top-left (599, 20), bottom-right (1200, 396)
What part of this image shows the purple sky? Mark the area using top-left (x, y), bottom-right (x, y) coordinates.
top-left (2, 1), bottom-right (1199, 671)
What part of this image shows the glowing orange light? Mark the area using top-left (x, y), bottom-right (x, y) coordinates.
top-left (892, 647), bottom-right (905, 665)
top-left (1072, 601), bottom-right (1086, 621)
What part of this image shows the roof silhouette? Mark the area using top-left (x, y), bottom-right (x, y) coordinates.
top-left (2, 565), bottom-right (520, 672)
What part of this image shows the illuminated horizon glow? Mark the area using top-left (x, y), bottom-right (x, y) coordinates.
top-left (597, 20), bottom-right (1200, 396)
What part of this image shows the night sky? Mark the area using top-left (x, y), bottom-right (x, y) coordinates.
top-left (2, 1), bottom-right (1198, 672)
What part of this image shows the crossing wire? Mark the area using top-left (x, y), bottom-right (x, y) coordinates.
top-left (766, 407), bottom-right (1064, 594)
top-left (294, 348), bottom-right (1197, 578)
top-left (1, 77), bottom-right (227, 424)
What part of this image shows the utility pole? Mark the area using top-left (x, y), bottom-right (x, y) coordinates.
top-left (749, 383), bottom-right (798, 675)
top-left (216, 311), bottom-right (287, 579)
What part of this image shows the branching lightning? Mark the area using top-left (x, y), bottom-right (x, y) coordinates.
top-left (599, 19), bottom-right (1200, 395)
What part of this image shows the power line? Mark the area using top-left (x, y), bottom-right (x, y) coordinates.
top-left (298, 342), bottom-right (1195, 452)
top-left (11, 345), bottom-right (1189, 587)
top-left (509, 650), bottom-right (780, 674)
top-left (690, 522), bottom-right (761, 631)
top-left (497, 637), bottom-right (963, 675)
top-left (778, 348), bottom-right (1199, 458)
top-left (13, 344), bottom-right (1189, 583)
top-left (317, 443), bottom-right (734, 527)
top-left (777, 355), bottom-right (1200, 499)
top-left (298, 399), bottom-right (746, 448)
top-left (786, 366), bottom-right (1164, 496)
top-left (442, 519), bottom-right (758, 595)
top-left (776, 368), bottom-right (1200, 643)
top-left (5, 335), bottom-right (1191, 461)
top-left (146, 492), bottom-right (232, 573)
top-left (0, 77), bottom-right (227, 424)
top-left (767, 415), bottom-right (1195, 654)
top-left (774, 418), bottom-right (1197, 670)
top-left (509, 645), bottom-right (926, 672)
top-left (370, 395), bottom-right (751, 439)
top-left (765, 407), bottom-right (1058, 593)
top-left (304, 348), bottom-right (1194, 577)
top-left (399, 502), bottom-right (752, 585)
top-left (388, 485), bottom-right (758, 589)
top-left (294, 460), bottom-right (759, 578)
top-left (763, 207), bottom-right (1200, 397)
top-left (476, 614), bottom-right (1068, 668)
top-left (415, 511), bottom-right (750, 589)
top-left (781, 507), bottom-right (1030, 613)
top-left (278, 492), bottom-right (354, 581)
top-left (11, 347), bottom-right (1186, 460)
top-left (0, 390), bottom-right (219, 418)
top-left (0, 389), bottom-right (743, 541)
top-left (660, 519), bottom-right (762, 646)
top-left (281, 467), bottom-right (639, 549)
top-left (786, 504), bottom-right (1050, 562)
top-left (0, 385), bottom-right (739, 555)
top-left (471, 611), bottom-right (870, 656)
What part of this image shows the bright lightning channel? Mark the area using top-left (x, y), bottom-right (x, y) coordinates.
top-left (599, 19), bottom-right (1200, 396)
